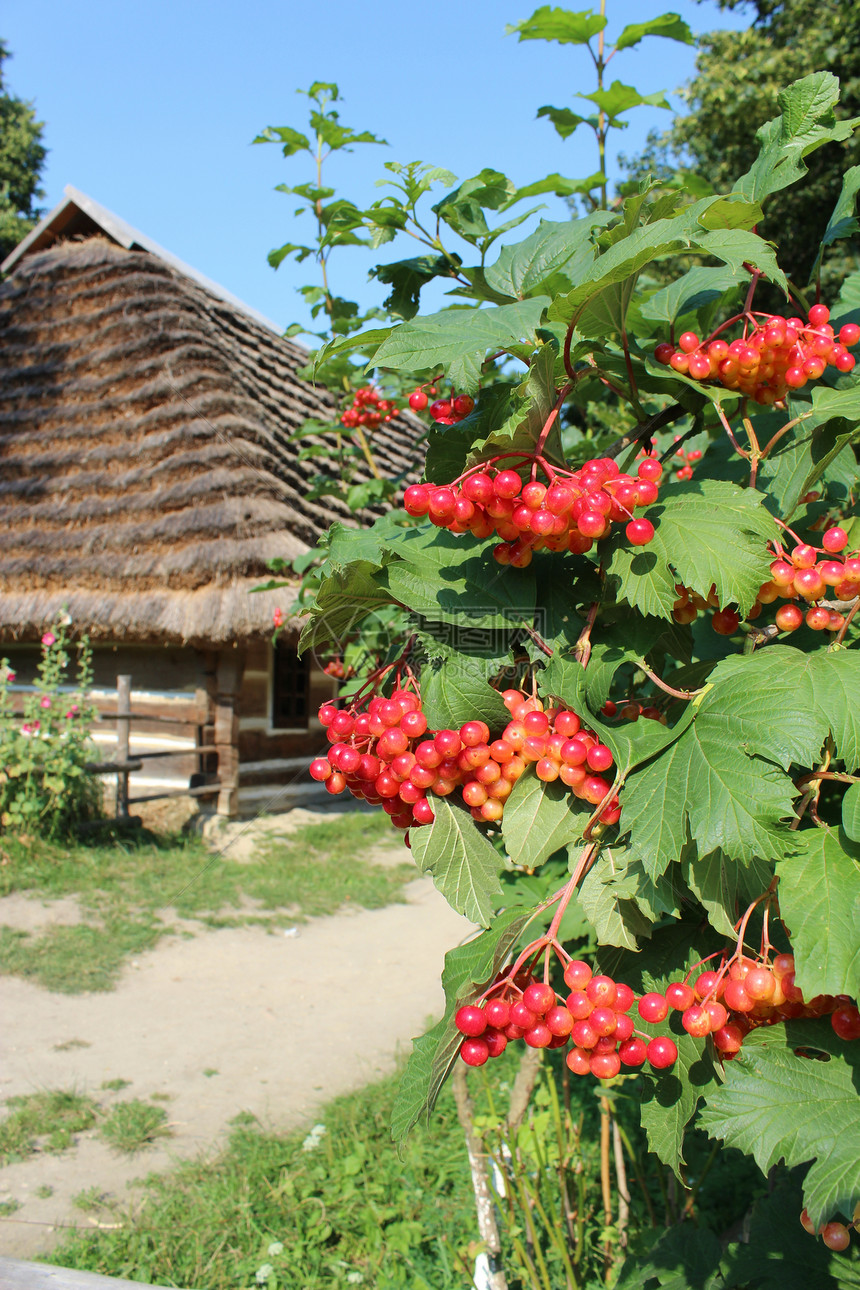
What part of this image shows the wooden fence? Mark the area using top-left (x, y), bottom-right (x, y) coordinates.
top-left (84, 675), bottom-right (221, 819)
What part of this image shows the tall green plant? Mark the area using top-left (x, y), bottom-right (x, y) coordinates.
top-left (292, 52), bottom-right (860, 1283)
top-left (0, 617), bottom-right (101, 837)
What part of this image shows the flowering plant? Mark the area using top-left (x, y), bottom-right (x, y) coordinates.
top-left (0, 616), bottom-right (101, 837)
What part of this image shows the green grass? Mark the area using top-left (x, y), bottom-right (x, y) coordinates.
top-left (0, 810), bottom-right (414, 992)
top-left (50, 1069), bottom-right (480, 1290)
top-left (99, 1101), bottom-right (172, 1154)
top-left (0, 1091), bottom-right (98, 1165)
top-left (35, 1184), bottom-right (53, 1199)
top-left (0, 1198), bottom-right (21, 1216)
top-left (101, 1079), bottom-right (132, 1092)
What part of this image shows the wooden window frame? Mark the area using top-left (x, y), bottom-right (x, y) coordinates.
top-left (267, 641), bottom-right (311, 734)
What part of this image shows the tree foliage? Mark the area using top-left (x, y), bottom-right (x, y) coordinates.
top-left (625, 0), bottom-right (860, 295)
top-left (0, 40), bottom-right (46, 262)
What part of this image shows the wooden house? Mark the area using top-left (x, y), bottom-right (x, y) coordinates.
top-left (0, 187), bottom-right (420, 815)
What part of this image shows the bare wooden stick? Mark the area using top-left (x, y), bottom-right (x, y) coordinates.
top-left (506, 1047), bottom-right (542, 1135)
top-left (452, 1063), bottom-right (509, 1290)
top-left (611, 1118), bottom-right (630, 1250)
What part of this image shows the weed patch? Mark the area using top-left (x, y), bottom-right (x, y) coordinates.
top-left (0, 1091), bottom-right (98, 1165)
top-left (99, 1100), bottom-right (172, 1154)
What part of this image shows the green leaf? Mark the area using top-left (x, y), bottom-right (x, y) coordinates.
top-left (722, 1174), bottom-right (860, 1290)
top-left (700, 1019), bottom-right (860, 1228)
top-left (621, 718), bottom-right (796, 881)
top-left (578, 81), bottom-right (671, 125)
top-left (809, 165), bottom-right (860, 283)
top-left (410, 797), bottom-right (503, 926)
top-left (370, 254), bottom-right (455, 319)
top-left (377, 528), bottom-right (536, 630)
top-left (483, 214), bottom-right (613, 301)
top-left (700, 646), bottom-right (860, 773)
top-left (298, 561), bottom-right (394, 655)
top-left (639, 265), bottom-right (744, 328)
top-left (371, 299), bottom-right (550, 394)
top-left (502, 773), bottom-right (588, 868)
top-left (735, 72), bottom-right (860, 206)
top-left (253, 124), bottom-right (310, 156)
top-left (506, 7), bottom-right (607, 45)
top-left (548, 195), bottom-right (779, 325)
top-left (266, 241), bottom-right (314, 269)
top-left (615, 13), bottom-right (695, 52)
top-left (615, 1224), bottom-right (723, 1290)
top-left (420, 658), bottom-right (510, 733)
top-left (683, 848), bottom-right (774, 938)
top-left (478, 344), bottom-right (561, 461)
top-left (843, 783), bottom-right (860, 843)
top-left (607, 480), bottom-right (778, 620)
top-left (537, 105), bottom-right (595, 139)
top-left (776, 827), bottom-right (860, 1000)
top-left (577, 849), bottom-right (653, 950)
top-left (391, 907), bottom-right (534, 1144)
top-left (507, 172), bottom-right (606, 204)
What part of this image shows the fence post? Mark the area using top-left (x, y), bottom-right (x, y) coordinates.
top-left (214, 652), bottom-right (244, 817)
top-left (116, 675), bottom-right (131, 819)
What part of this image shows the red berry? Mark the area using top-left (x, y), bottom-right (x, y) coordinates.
top-left (566, 1047), bottom-right (591, 1075)
top-left (682, 1005), bottom-right (712, 1037)
top-left (586, 976), bottom-right (617, 1008)
top-left (619, 1037), bottom-right (648, 1066)
top-left (808, 303), bottom-right (830, 327)
top-left (776, 604), bottom-right (804, 632)
top-left (455, 1005), bottom-right (487, 1037)
top-left (523, 982), bottom-right (556, 1016)
top-left (408, 389), bottom-right (428, 411)
top-left (309, 758), bottom-right (332, 782)
top-left (614, 982), bottom-right (635, 1012)
top-left (484, 1028), bottom-right (507, 1059)
top-left (484, 998), bottom-right (511, 1029)
top-left (590, 1051), bottom-right (621, 1079)
top-left (626, 519), bottom-right (655, 546)
top-left (638, 992), bottom-right (669, 1023)
top-left (832, 1005), bottom-right (860, 1041)
top-left (821, 1222), bottom-right (851, 1252)
top-left (524, 1022), bottom-right (553, 1048)
top-left (637, 458), bottom-right (663, 483)
top-left (646, 1037), bottom-right (678, 1069)
top-left (665, 981), bottom-right (695, 1011)
top-left (452, 394), bottom-right (475, 418)
top-left (460, 1038), bottom-right (489, 1066)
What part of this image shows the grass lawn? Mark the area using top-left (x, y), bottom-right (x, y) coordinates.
top-left (0, 810), bottom-right (415, 992)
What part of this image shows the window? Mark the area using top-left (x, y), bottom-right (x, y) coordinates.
top-left (270, 643), bottom-right (310, 730)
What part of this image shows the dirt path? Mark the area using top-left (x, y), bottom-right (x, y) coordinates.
top-left (0, 816), bottom-right (474, 1260)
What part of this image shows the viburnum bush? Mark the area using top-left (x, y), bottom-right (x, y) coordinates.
top-left (279, 34), bottom-right (860, 1286)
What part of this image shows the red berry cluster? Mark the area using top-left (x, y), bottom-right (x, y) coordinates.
top-left (655, 305), bottom-right (859, 406)
top-left (456, 958), bottom-right (678, 1080)
top-left (407, 387), bottom-right (475, 424)
top-left (765, 526), bottom-right (858, 635)
top-left (801, 1201), bottom-right (860, 1253)
top-left (309, 688), bottom-right (621, 840)
top-left (403, 457), bottom-right (662, 566)
top-left (661, 952), bottom-right (860, 1059)
top-left (602, 698), bottom-right (667, 725)
top-left (340, 385), bottom-right (400, 430)
top-left (672, 584), bottom-right (743, 635)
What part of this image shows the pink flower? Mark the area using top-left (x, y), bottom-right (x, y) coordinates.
top-left (66, 704), bottom-right (79, 718)
top-left (273, 608), bottom-right (284, 627)
top-left (40, 696), bottom-right (52, 709)
top-left (6, 671), bottom-right (15, 683)
top-left (21, 723), bottom-right (31, 735)
top-left (41, 632), bottom-right (56, 647)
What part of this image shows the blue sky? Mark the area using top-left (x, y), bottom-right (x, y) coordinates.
top-left (4, 0), bottom-right (750, 335)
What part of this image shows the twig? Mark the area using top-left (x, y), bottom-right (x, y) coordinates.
top-left (715, 404), bottom-right (750, 460)
top-left (604, 402), bottom-right (687, 460)
top-left (612, 1119), bottom-right (630, 1251)
top-left (636, 661), bottom-right (703, 701)
top-left (507, 1048), bottom-right (543, 1136)
top-left (600, 1096), bottom-right (613, 1279)
top-left (453, 1064), bottom-right (509, 1290)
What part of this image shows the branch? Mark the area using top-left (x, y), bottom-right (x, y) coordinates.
top-left (636, 661), bottom-right (703, 701)
top-left (604, 403), bottom-right (688, 460)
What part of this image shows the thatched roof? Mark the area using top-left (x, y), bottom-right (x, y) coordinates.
top-left (0, 220), bottom-right (422, 645)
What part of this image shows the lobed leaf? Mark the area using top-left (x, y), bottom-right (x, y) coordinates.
top-left (390, 906), bottom-right (535, 1144)
top-left (776, 826), bottom-right (860, 1000)
top-left (502, 773), bottom-right (588, 868)
top-left (700, 1019), bottom-right (860, 1228)
top-left (409, 796), bottom-right (503, 926)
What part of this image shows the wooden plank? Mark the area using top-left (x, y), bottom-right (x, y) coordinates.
top-left (127, 782), bottom-right (220, 805)
top-left (0, 1256), bottom-right (188, 1290)
top-left (85, 760), bottom-right (144, 774)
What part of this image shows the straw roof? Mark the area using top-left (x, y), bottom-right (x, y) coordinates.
top-left (0, 233), bottom-right (422, 645)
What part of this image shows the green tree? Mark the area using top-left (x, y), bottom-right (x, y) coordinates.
top-left (0, 39), bottom-right (47, 261)
top-left (627, 0), bottom-right (860, 295)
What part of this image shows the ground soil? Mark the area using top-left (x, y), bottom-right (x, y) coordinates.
top-left (0, 809), bottom-right (474, 1261)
